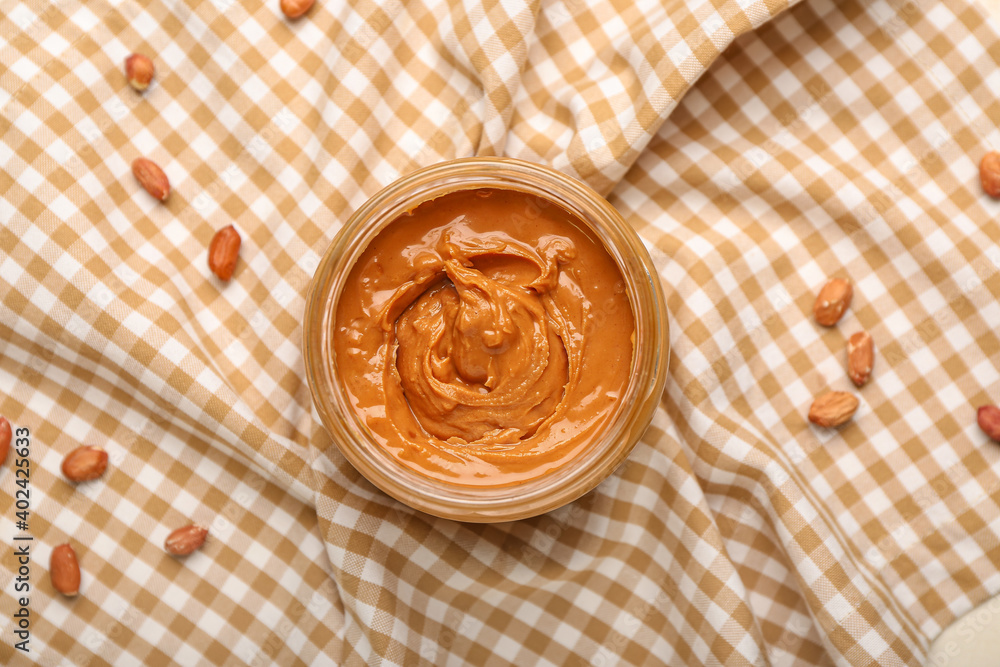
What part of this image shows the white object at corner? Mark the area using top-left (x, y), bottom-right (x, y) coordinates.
top-left (927, 595), bottom-right (1000, 666)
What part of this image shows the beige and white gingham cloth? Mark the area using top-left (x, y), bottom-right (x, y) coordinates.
top-left (2, 0), bottom-right (1000, 664)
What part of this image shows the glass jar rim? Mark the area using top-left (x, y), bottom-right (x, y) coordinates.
top-left (303, 157), bottom-right (669, 522)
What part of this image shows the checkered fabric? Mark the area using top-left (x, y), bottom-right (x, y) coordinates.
top-left (2, 0), bottom-right (999, 664)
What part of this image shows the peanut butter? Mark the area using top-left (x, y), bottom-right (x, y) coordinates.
top-left (333, 188), bottom-right (635, 486)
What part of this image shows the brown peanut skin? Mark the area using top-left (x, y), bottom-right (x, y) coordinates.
top-left (281, 0), bottom-right (315, 18)
top-left (0, 416), bottom-right (10, 467)
top-left (61, 445), bottom-right (109, 482)
top-left (165, 524), bottom-right (209, 556)
top-left (808, 391), bottom-right (860, 428)
top-left (814, 278), bottom-right (853, 327)
top-left (847, 331), bottom-right (874, 387)
top-left (980, 152), bottom-right (1000, 198)
top-left (979, 405), bottom-right (1000, 442)
top-left (125, 53), bottom-right (155, 91)
top-left (51, 544), bottom-right (81, 597)
top-left (208, 225), bottom-right (241, 281)
top-left (132, 157), bottom-right (170, 201)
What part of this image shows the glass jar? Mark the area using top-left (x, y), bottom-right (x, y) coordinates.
top-left (303, 157), bottom-right (669, 522)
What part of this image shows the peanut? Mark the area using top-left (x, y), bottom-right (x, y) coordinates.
top-left (165, 524), bottom-right (209, 556)
top-left (280, 0), bottom-right (315, 18)
top-left (809, 391), bottom-right (859, 428)
top-left (132, 157), bottom-right (170, 201)
top-left (208, 225), bottom-right (241, 281)
top-left (979, 405), bottom-right (1000, 442)
top-left (980, 151), bottom-right (1000, 198)
top-left (61, 445), bottom-right (109, 482)
top-left (125, 53), bottom-right (155, 91)
top-left (51, 544), bottom-right (81, 597)
top-left (0, 417), bottom-right (10, 467)
top-left (813, 278), bottom-right (853, 327)
top-left (847, 331), bottom-right (874, 387)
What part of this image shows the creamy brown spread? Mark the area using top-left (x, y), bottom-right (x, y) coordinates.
top-left (333, 188), bottom-right (634, 486)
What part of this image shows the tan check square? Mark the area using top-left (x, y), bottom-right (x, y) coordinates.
top-left (3, 0), bottom-right (1000, 664)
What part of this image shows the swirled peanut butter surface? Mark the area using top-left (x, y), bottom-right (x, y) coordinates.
top-left (334, 188), bottom-right (634, 486)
